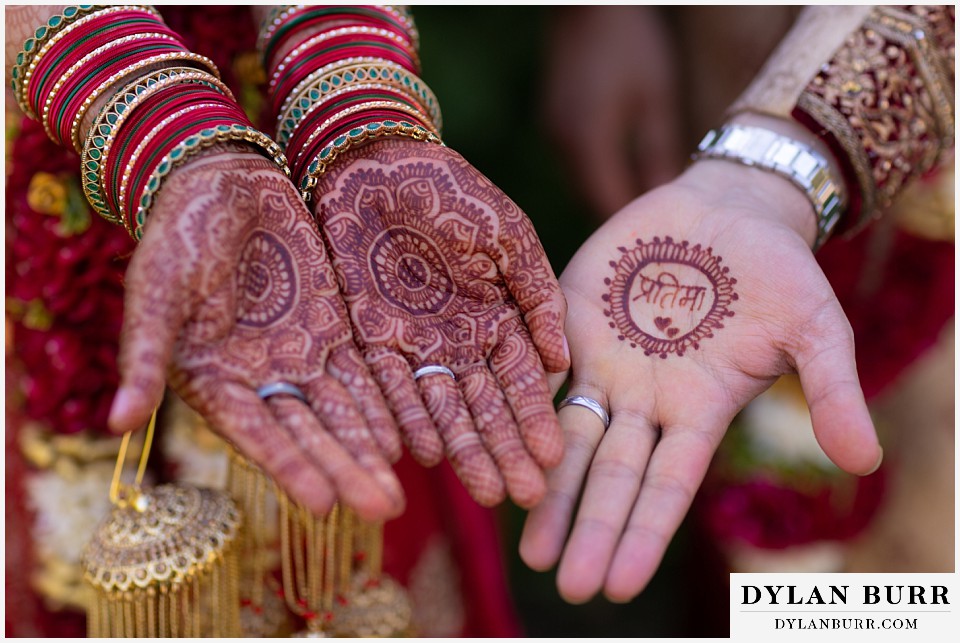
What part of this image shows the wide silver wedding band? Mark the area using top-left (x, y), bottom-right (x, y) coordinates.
top-left (256, 381), bottom-right (308, 403)
top-left (557, 395), bottom-right (611, 430)
top-left (413, 364), bottom-right (456, 381)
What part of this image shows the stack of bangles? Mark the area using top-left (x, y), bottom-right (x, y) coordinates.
top-left (12, 5), bottom-right (289, 241)
top-left (259, 5), bottom-right (443, 200)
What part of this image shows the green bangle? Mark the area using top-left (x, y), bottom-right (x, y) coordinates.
top-left (298, 119), bottom-right (442, 201)
top-left (133, 124), bottom-right (289, 241)
top-left (277, 62), bottom-right (442, 146)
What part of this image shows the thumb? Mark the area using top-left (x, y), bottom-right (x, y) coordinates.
top-left (108, 236), bottom-right (191, 433)
top-left (794, 312), bottom-right (882, 475)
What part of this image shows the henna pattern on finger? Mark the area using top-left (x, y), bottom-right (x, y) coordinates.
top-left (602, 236), bottom-right (738, 358)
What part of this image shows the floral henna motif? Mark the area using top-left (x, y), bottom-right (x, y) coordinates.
top-left (235, 231), bottom-right (298, 328)
top-left (602, 236), bottom-right (738, 358)
top-left (313, 138), bottom-right (565, 506)
top-left (121, 152), bottom-right (402, 517)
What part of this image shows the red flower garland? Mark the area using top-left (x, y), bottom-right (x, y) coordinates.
top-left (6, 117), bottom-right (133, 434)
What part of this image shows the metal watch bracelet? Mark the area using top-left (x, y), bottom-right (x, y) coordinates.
top-left (694, 124), bottom-right (847, 251)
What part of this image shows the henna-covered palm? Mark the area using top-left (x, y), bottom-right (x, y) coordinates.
top-left (107, 150), bottom-right (404, 520)
top-left (312, 139), bottom-right (569, 508)
top-left (519, 160), bottom-right (883, 603)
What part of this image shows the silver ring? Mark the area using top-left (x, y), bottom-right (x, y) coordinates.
top-left (413, 365), bottom-right (456, 381)
top-left (256, 381), bottom-right (308, 403)
top-left (557, 395), bottom-right (611, 430)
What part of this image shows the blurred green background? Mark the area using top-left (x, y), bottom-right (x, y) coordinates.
top-left (414, 7), bottom-right (726, 637)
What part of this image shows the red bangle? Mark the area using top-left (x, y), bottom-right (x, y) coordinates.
top-left (107, 86), bottom-right (239, 216)
top-left (47, 39), bottom-right (188, 146)
top-left (267, 26), bottom-right (418, 87)
top-left (261, 5), bottom-right (417, 70)
top-left (30, 11), bottom-right (181, 114)
top-left (294, 106), bottom-right (435, 182)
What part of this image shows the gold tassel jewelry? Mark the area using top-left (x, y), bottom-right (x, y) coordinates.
top-left (226, 447), bottom-right (291, 637)
top-left (277, 492), bottom-right (344, 637)
top-left (229, 449), bottom-right (415, 638)
top-left (81, 410), bottom-right (243, 637)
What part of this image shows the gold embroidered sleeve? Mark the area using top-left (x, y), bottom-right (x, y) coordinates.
top-left (794, 5), bottom-right (955, 229)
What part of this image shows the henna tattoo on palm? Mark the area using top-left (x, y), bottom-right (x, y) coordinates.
top-left (313, 139), bottom-right (568, 508)
top-left (602, 236), bottom-right (738, 358)
top-left (119, 153), bottom-right (403, 519)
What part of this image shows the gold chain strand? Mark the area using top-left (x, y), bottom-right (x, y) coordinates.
top-left (88, 587), bottom-right (99, 636)
top-left (279, 494), bottom-right (297, 616)
top-left (339, 507), bottom-right (354, 595)
top-left (192, 575), bottom-right (201, 637)
top-left (107, 597), bottom-right (117, 637)
top-left (293, 503), bottom-right (307, 600)
top-left (123, 596), bottom-right (133, 638)
top-left (169, 585), bottom-right (178, 638)
top-left (370, 521), bottom-right (384, 579)
top-left (159, 588), bottom-right (167, 637)
top-left (307, 511), bottom-right (321, 625)
top-left (212, 561), bottom-right (221, 638)
top-left (135, 592), bottom-right (146, 636)
top-left (252, 470), bottom-right (266, 611)
top-left (324, 504), bottom-right (338, 614)
top-left (146, 589), bottom-right (156, 637)
top-left (231, 547), bottom-right (242, 634)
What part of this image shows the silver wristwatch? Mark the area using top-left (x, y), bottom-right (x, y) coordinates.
top-left (694, 124), bottom-right (847, 251)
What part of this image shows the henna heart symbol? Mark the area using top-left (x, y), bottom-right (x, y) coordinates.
top-left (654, 317), bottom-right (672, 331)
top-left (666, 327), bottom-right (679, 338)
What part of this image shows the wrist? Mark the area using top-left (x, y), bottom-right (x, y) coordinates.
top-left (676, 157), bottom-right (819, 248)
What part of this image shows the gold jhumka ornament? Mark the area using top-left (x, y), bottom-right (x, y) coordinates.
top-left (274, 484), bottom-right (413, 637)
top-left (328, 520), bottom-right (413, 637)
top-left (81, 412), bottom-right (243, 637)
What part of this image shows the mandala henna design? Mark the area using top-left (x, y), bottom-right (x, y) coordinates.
top-left (602, 236), bottom-right (738, 359)
top-left (316, 140), bottom-right (561, 371)
top-left (235, 231), bottom-right (298, 328)
top-left (313, 138), bottom-right (565, 502)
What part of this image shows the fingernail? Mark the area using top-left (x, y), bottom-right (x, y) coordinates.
top-left (108, 388), bottom-right (135, 430)
top-left (863, 447), bottom-right (884, 476)
top-left (562, 335), bottom-right (571, 363)
top-left (376, 471), bottom-right (405, 507)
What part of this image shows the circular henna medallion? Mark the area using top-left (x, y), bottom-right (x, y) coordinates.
top-left (236, 231), bottom-right (297, 327)
top-left (369, 226), bottom-right (455, 316)
top-left (602, 236), bottom-right (738, 358)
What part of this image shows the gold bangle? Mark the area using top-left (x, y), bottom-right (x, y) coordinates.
top-left (299, 121), bottom-right (443, 201)
top-left (274, 56), bottom-right (387, 125)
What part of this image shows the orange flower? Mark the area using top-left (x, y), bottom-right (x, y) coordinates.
top-left (27, 172), bottom-right (68, 216)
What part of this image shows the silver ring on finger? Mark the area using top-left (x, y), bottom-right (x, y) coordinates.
top-left (557, 395), bottom-right (611, 430)
top-left (413, 364), bottom-right (456, 381)
top-left (256, 381), bottom-right (308, 404)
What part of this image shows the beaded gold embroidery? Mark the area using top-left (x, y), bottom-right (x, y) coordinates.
top-left (796, 5), bottom-right (954, 229)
